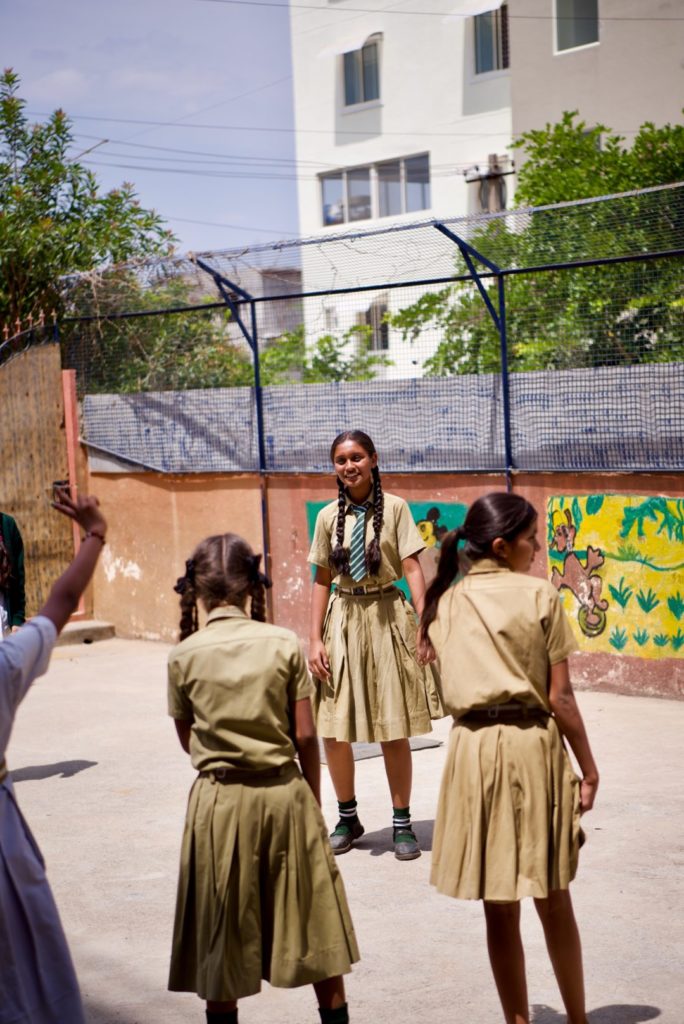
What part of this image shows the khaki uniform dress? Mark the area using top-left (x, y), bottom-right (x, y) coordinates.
top-left (308, 492), bottom-right (443, 743)
top-left (167, 606), bottom-right (359, 1002)
top-left (428, 559), bottom-right (581, 903)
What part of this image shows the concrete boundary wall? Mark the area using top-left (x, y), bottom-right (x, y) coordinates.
top-left (88, 466), bottom-right (684, 699)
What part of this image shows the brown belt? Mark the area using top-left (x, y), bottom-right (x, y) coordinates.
top-left (336, 583), bottom-right (397, 597)
top-left (460, 703), bottom-right (550, 723)
top-left (199, 764), bottom-right (287, 783)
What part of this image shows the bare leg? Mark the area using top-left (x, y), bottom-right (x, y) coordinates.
top-left (483, 901), bottom-right (529, 1024)
top-left (314, 975), bottom-right (346, 1009)
top-left (380, 738), bottom-right (412, 807)
top-left (323, 738), bottom-right (355, 802)
top-left (534, 890), bottom-right (588, 1024)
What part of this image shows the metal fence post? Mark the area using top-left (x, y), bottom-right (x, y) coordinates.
top-left (497, 274), bottom-right (513, 491)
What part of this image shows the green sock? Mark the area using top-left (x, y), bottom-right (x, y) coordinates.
top-left (392, 805), bottom-right (412, 834)
top-left (337, 797), bottom-right (359, 827)
top-left (319, 1004), bottom-right (349, 1024)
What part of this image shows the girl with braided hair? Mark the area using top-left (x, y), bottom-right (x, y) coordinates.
top-left (420, 493), bottom-right (598, 1024)
top-left (168, 533), bottom-right (358, 1024)
top-left (308, 431), bottom-right (443, 861)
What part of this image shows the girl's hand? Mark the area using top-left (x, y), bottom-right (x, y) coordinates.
top-left (416, 633), bottom-right (436, 666)
top-left (580, 775), bottom-right (599, 814)
top-left (308, 639), bottom-right (331, 681)
top-left (52, 487), bottom-right (107, 539)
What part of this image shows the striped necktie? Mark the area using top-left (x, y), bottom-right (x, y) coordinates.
top-left (349, 502), bottom-right (372, 581)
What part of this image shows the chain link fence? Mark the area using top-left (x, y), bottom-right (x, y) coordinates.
top-left (62, 183), bottom-right (684, 474)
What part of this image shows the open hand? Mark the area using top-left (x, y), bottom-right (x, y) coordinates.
top-left (52, 487), bottom-right (107, 539)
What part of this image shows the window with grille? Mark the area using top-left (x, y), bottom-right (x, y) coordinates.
top-left (474, 4), bottom-right (509, 74)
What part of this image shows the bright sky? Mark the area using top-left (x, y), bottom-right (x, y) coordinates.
top-left (0, 0), bottom-right (300, 255)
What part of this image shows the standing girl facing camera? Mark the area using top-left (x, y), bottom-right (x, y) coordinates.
top-left (168, 534), bottom-right (358, 1024)
top-left (421, 492), bottom-right (598, 1024)
top-left (308, 431), bottom-right (443, 861)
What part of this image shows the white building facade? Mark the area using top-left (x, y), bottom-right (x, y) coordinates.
top-left (289, 1), bottom-right (513, 378)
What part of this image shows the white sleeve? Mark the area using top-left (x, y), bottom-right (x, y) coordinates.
top-left (0, 617), bottom-right (58, 756)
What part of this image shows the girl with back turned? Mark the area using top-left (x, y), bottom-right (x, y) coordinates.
top-left (420, 492), bottom-right (598, 1024)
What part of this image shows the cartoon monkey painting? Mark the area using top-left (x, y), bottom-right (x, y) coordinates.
top-left (550, 508), bottom-right (608, 637)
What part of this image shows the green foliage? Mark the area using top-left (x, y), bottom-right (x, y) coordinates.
top-left (260, 324), bottom-right (390, 385)
top-left (608, 626), bottom-right (628, 651)
top-left (632, 629), bottom-right (649, 647)
top-left (667, 591), bottom-right (684, 621)
top-left (653, 633), bottom-right (670, 648)
top-left (0, 69), bottom-right (173, 327)
top-left (636, 588), bottom-right (660, 614)
top-left (671, 629), bottom-right (684, 652)
top-left (388, 112), bottom-right (684, 376)
top-left (608, 576), bottom-right (633, 609)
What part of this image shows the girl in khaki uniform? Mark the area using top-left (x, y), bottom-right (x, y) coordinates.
top-left (308, 431), bottom-right (443, 861)
top-left (420, 492), bottom-right (599, 1024)
top-left (168, 534), bottom-right (359, 1024)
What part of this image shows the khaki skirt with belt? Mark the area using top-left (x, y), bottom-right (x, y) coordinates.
top-left (315, 588), bottom-right (444, 743)
top-left (430, 715), bottom-right (582, 902)
top-left (169, 762), bottom-right (359, 1002)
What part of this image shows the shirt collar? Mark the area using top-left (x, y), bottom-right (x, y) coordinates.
top-left (467, 557), bottom-right (512, 575)
top-left (206, 605), bottom-right (248, 623)
top-left (344, 487), bottom-right (375, 513)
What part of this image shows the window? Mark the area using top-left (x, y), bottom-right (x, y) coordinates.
top-left (347, 167), bottom-right (372, 221)
top-left (474, 4), bottom-right (509, 74)
top-left (321, 155), bottom-right (430, 226)
top-left (322, 173), bottom-right (344, 226)
top-left (556, 0), bottom-right (599, 52)
top-left (343, 40), bottom-right (380, 106)
top-left (366, 299), bottom-right (389, 351)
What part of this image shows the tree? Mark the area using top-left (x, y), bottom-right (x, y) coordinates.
top-left (390, 112), bottom-right (684, 375)
top-left (0, 68), bottom-right (173, 328)
top-left (260, 323), bottom-right (391, 385)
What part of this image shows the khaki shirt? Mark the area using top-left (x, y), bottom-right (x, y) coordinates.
top-left (308, 491), bottom-right (424, 586)
top-left (429, 559), bottom-right (577, 717)
top-left (167, 606), bottom-right (313, 772)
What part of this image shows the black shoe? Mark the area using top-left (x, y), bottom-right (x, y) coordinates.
top-left (329, 818), bottom-right (365, 854)
top-left (393, 826), bottom-right (421, 861)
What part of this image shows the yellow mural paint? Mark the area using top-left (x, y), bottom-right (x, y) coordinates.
top-left (546, 495), bottom-right (684, 660)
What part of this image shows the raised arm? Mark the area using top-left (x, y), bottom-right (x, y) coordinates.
top-left (549, 659), bottom-right (599, 813)
top-left (40, 488), bottom-right (108, 634)
top-left (308, 565), bottom-right (332, 681)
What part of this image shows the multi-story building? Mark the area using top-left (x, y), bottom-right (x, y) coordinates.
top-left (509, 0), bottom-right (684, 145)
top-left (289, 0), bottom-right (513, 377)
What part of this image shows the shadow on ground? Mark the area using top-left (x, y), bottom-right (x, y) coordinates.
top-left (11, 759), bottom-right (98, 782)
top-left (354, 818), bottom-right (434, 856)
top-left (532, 1004), bottom-right (661, 1023)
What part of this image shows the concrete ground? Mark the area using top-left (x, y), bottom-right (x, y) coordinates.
top-left (7, 637), bottom-right (683, 1024)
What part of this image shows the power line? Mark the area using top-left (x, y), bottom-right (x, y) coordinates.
top-left (198, 0), bottom-right (684, 19)
top-left (164, 214), bottom-right (300, 234)
top-left (32, 110), bottom-right (513, 137)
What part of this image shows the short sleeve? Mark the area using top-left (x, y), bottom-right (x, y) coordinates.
top-left (287, 642), bottom-right (314, 703)
top-left (308, 507), bottom-right (333, 569)
top-left (0, 616), bottom-right (57, 755)
top-left (167, 655), bottom-right (193, 720)
top-left (394, 499), bottom-right (425, 561)
top-left (541, 584), bottom-right (578, 664)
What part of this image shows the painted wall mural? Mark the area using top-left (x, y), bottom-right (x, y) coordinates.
top-left (547, 495), bottom-right (684, 659)
top-left (306, 500), bottom-right (467, 599)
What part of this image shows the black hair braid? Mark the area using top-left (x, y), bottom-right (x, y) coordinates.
top-left (0, 534), bottom-right (11, 590)
top-left (250, 580), bottom-right (267, 622)
top-left (178, 584), bottom-right (199, 641)
top-left (329, 476), bottom-right (351, 575)
top-left (365, 465), bottom-right (384, 576)
top-left (419, 526), bottom-right (465, 643)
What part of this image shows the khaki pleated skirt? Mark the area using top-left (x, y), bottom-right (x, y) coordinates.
top-left (169, 763), bottom-right (359, 1001)
top-left (431, 716), bottom-right (582, 902)
top-left (315, 589), bottom-right (444, 743)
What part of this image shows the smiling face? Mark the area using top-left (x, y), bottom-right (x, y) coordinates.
top-left (332, 438), bottom-right (377, 501)
top-left (493, 516), bottom-right (540, 573)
